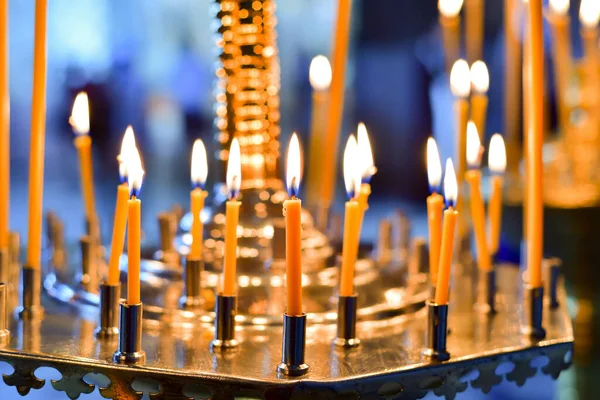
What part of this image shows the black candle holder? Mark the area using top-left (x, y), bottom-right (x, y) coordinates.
top-left (113, 302), bottom-right (146, 364)
top-left (333, 294), bottom-right (360, 348)
top-left (522, 286), bottom-right (546, 339)
top-left (277, 313), bottom-right (309, 376)
top-left (211, 293), bottom-right (239, 349)
top-left (475, 269), bottom-right (496, 314)
top-left (18, 267), bottom-right (45, 320)
top-left (422, 301), bottom-right (450, 361)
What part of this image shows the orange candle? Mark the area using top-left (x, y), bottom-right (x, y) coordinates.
top-left (70, 92), bottom-right (97, 221)
top-left (488, 134), bottom-right (507, 256)
top-left (464, 122), bottom-right (492, 272)
top-left (469, 61), bottom-right (489, 141)
top-left (26, 0), bottom-right (48, 270)
top-left (450, 59), bottom-right (471, 184)
top-left (438, 0), bottom-right (464, 72)
top-left (106, 129), bottom-right (137, 286)
top-left (426, 138), bottom-right (444, 286)
top-left (190, 139), bottom-right (208, 260)
top-left (0, 0), bottom-right (9, 249)
top-left (504, 0), bottom-right (522, 174)
top-left (579, 0), bottom-right (600, 134)
top-left (435, 159), bottom-right (459, 305)
top-left (126, 146), bottom-right (144, 305)
top-left (340, 135), bottom-right (362, 297)
top-left (465, 0), bottom-right (484, 63)
top-left (222, 138), bottom-right (241, 296)
top-left (321, 0), bottom-right (352, 221)
top-left (306, 55), bottom-right (332, 211)
top-left (284, 133), bottom-right (303, 315)
top-left (526, 0), bottom-right (544, 289)
top-left (547, 0), bottom-right (572, 130)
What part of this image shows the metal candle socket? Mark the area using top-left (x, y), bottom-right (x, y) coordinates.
top-left (211, 294), bottom-right (238, 349)
top-left (277, 313), bottom-right (309, 376)
top-left (180, 258), bottom-right (204, 310)
top-left (475, 269), bottom-right (496, 314)
top-left (0, 248), bottom-right (8, 285)
top-left (96, 283), bottom-right (120, 339)
top-left (113, 302), bottom-right (146, 364)
top-left (422, 301), bottom-right (450, 361)
top-left (544, 259), bottom-right (561, 309)
top-left (18, 267), bottom-right (45, 320)
top-left (0, 283), bottom-right (9, 346)
top-left (334, 295), bottom-right (360, 348)
top-left (522, 286), bottom-right (546, 339)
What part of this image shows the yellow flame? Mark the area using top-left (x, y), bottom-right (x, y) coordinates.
top-left (580, 0), bottom-right (600, 28)
top-left (191, 139), bottom-right (208, 187)
top-left (450, 59), bottom-right (471, 98)
top-left (470, 60), bottom-right (489, 93)
top-left (126, 146), bottom-right (144, 194)
top-left (69, 92), bottom-right (90, 135)
top-left (488, 133), bottom-right (507, 174)
top-left (550, 0), bottom-right (570, 15)
top-left (343, 135), bottom-right (361, 199)
top-left (309, 55), bottom-right (332, 91)
top-left (357, 122), bottom-right (376, 179)
top-left (438, 0), bottom-right (464, 17)
top-left (427, 137), bottom-right (442, 190)
top-left (286, 133), bottom-right (302, 195)
top-left (118, 126), bottom-right (137, 178)
top-left (444, 158), bottom-right (458, 205)
top-left (226, 138), bottom-right (242, 197)
top-left (466, 121), bottom-right (482, 167)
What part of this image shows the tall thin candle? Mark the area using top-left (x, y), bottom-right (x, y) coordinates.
top-left (222, 138), bottom-right (242, 296)
top-left (127, 146), bottom-right (144, 305)
top-left (0, 0), bottom-right (9, 249)
top-left (465, 0), bottom-right (484, 63)
top-left (426, 138), bottom-right (444, 287)
top-left (470, 61), bottom-right (489, 141)
top-left (579, 0), bottom-right (600, 138)
top-left (190, 139), bottom-right (208, 260)
top-left (450, 59), bottom-right (471, 184)
top-left (548, 0), bottom-right (572, 131)
top-left (488, 134), bottom-right (507, 255)
top-left (438, 0), bottom-right (464, 72)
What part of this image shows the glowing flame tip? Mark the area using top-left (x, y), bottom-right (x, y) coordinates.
top-left (450, 59), bottom-right (471, 98)
top-left (309, 55), bottom-right (332, 91)
top-left (488, 133), bottom-right (507, 174)
top-left (191, 139), bottom-right (208, 189)
top-left (226, 138), bottom-right (242, 199)
top-left (444, 158), bottom-right (458, 207)
top-left (286, 133), bottom-right (302, 197)
top-left (427, 137), bottom-right (442, 191)
top-left (343, 135), bottom-right (362, 200)
top-left (70, 92), bottom-right (90, 135)
top-left (466, 121), bottom-right (482, 167)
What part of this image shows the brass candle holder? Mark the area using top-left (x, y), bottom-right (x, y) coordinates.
top-left (96, 282), bottom-right (120, 339)
top-left (422, 301), bottom-right (450, 361)
top-left (179, 257), bottom-right (204, 310)
top-left (0, 282), bottom-right (9, 347)
top-left (113, 302), bottom-right (146, 364)
top-left (277, 313), bottom-right (309, 376)
top-left (334, 294), bottom-right (360, 348)
top-left (211, 293), bottom-right (238, 349)
top-left (18, 267), bottom-right (44, 320)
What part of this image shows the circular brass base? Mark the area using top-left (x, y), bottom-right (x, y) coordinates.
top-left (95, 326), bottom-right (119, 339)
top-left (210, 338), bottom-right (239, 350)
top-left (333, 337), bottom-right (361, 348)
top-left (113, 350), bottom-right (146, 365)
top-left (277, 362), bottom-right (309, 377)
top-left (422, 347), bottom-right (450, 362)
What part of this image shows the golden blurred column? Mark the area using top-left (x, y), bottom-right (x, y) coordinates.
top-left (504, 0), bottom-right (522, 176)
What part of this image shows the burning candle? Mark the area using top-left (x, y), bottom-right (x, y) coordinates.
top-left (107, 127), bottom-right (136, 286)
top-left (450, 59), bottom-right (471, 184)
top-left (579, 0), bottom-right (600, 133)
top-left (488, 134), bottom-right (507, 256)
top-left (306, 55), bottom-right (332, 211)
top-left (127, 146), bottom-right (144, 305)
top-left (438, 0), bottom-right (464, 72)
top-left (470, 61), bottom-right (489, 141)
top-left (321, 0), bottom-right (352, 227)
top-left (222, 138), bottom-right (241, 296)
top-left (284, 133), bottom-right (303, 316)
top-left (26, 0), bottom-right (48, 270)
top-left (0, 0), bottom-right (9, 250)
top-left (547, 0), bottom-right (572, 130)
top-left (464, 122), bottom-right (492, 272)
top-left (526, 0), bottom-right (544, 289)
top-left (340, 135), bottom-right (362, 297)
top-left (435, 159), bottom-right (459, 305)
top-left (70, 92), bottom-right (97, 222)
top-left (356, 122), bottom-right (376, 213)
top-left (190, 139), bottom-right (208, 260)
top-left (427, 138), bottom-right (444, 287)
top-left (465, 0), bottom-right (484, 63)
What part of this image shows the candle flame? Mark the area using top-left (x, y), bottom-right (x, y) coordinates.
top-left (118, 126), bottom-right (137, 181)
top-left (309, 55), bottom-right (332, 91)
top-left (69, 92), bottom-right (90, 135)
top-left (357, 122), bottom-right (376, 183)
top-left (580, 0), bottom-right (600, 28)
top-left (427, 137), bottom-right (442, 192)
top-left (226, 138), bottom-right (242, 199)
top-left (438, 0), bottom-right (464, 18)
top-left (470, 60), bottom-right (489, 94)
top-left (488, 133), bottom-right (507, 174)
top-left (126, 146), bottom-right (144, 198)
top-left (191, 139), bottom-right (208, 189)
top-left (550, 0), bottom-right (570, 15)
top-left (343, 135), bottom-right (362, 200)
top-left (450, 59), bottom-right (471, 98)
top-left (444, 159), bottom-right (458, 207)
top-left (466, 121), bottom-right (482, 168)
top-left (286, 133), bottom-right (302, 197)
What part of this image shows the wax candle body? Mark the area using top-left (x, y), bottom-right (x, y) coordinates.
top-left (440, 15), bottom-right (461, 73)
top-left (470, 94), bottom-right (488, 141)
top-left (427, 193), bottom-right (444, 285)
top-left (321, 0), bottom-right (352, 216)
top-left (548, 13), bottom-right (572, 130)
top-left (190, 188), bottom-right (207, 259)
top-left (582, 28), bottom-right (600, 135)
top-left (284, 198), bottom-right (303, 316)
top-left (74, 135), bottom-right (96, 220)
top-left (465, 170), bottom-right (492, 272)
top-left (504, 0), bottom-right (522, 174)
top-left (455, 99), bottom-right (469, 185)
top-left (435, 207), bottom-right (458, 305)
top-left (26, 0), bottom-right (48, 269)
top-left (0, 0), bottom-right (8, 249)
top-left (107, 183), bottom-right (129, 286)
top-left (488, 175), bottom-right (503, 255)
top-left (340, 199), bottom-right (361, 296)
top-left (127, 197), bottom-right (141, 304)
top-left (222, 199), bottom-right (241, 296)
top-left (526, 0), bottom-right (544, 289)
top-left (306, 90), bottom-right (328, 209)
top-left (465, 0), bottom-right (484, 63)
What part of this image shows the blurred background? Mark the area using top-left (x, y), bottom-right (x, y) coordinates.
top-left (0, 0), bottom-right (597, 398)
